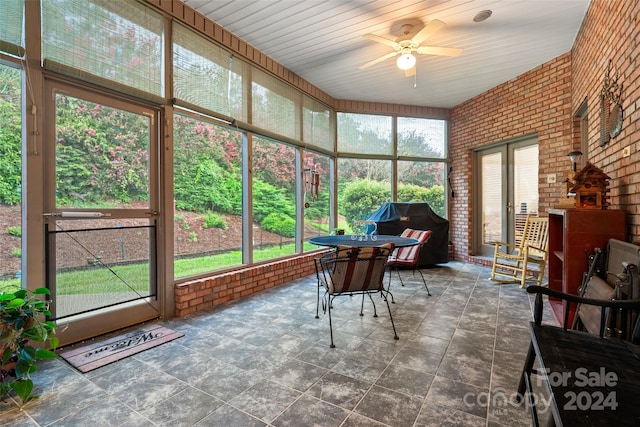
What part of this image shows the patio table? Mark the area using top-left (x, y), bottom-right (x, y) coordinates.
top-left (308, 234), bottom-right (418, 248)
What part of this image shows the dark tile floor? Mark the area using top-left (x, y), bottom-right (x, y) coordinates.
top-left (1, 262), bottom-right (555, 426)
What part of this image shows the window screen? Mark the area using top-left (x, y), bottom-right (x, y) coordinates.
top-left (173, 23), bottom-right (246, 121)
top-left (42, 0), bottom-right (163, 98)
top-left (337, 113), bottom-right (392, 155)
top-left (397, 117), bottom-right (446, 158)
top-left (252, 68), bottom-right (300, 140)
top-left (303, 96), bottom-right (333, 152)
top-left (0, 0), bottom-right (24, 57)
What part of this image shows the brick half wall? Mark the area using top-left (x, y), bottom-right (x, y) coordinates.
top-left (174, 251), bottom-right (326, 316)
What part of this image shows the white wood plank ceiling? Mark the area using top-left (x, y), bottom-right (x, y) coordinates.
top-left (181, 0), bottom-right (591, 109)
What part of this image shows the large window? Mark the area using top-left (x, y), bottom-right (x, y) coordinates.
top-left (397, 117), bottom-right (446, 158)
top-left (337, 158), bottom-right (391, 232)
top-left (303, 151), bottom-right (330, 247)
top-left (397, 160), bottom-right (446, 217)
top-left (252, 137), bottom-right (297, 262)
top-left (173, 113), bottom-right (243, 278)
top-left (0, 63), bottom-right (21, 291)
top-left (54, 93), bottom-right (150, 208)
top-left (9, 1), bottom-right (455, 289)
top-left (337, 113), bottom-right (392, 155)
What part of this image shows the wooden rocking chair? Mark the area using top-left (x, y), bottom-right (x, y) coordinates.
top-left (490, 215), bottom-right (549, 288)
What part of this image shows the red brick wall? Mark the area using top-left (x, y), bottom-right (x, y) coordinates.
top-left (449, 0), bottom-right (640, 260)
top-left (449, 53), bottom-right (573, 260)
top-left (174, 251), bottom-right (324, 316)
top-left (571, 0), bottom-right (640, 239)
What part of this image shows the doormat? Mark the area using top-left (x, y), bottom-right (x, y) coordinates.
top-left (59, 324), bottom-right (184, 373)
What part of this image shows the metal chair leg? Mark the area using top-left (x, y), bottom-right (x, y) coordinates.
top-left (382, 291), bottom-right (399, 340)
top-left (416, 269), bottom-right (431, 296)
top-left (328, 298), bottom-right (335, 348)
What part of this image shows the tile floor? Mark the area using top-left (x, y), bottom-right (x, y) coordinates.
top-left (0, 261), bottom-right (555, 426)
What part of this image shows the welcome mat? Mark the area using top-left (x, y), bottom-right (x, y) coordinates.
top-left (59, 324), bottom-right (184, 373)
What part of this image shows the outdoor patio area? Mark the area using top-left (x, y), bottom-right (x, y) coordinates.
top-left (1, 262), bottom-right (555, 426)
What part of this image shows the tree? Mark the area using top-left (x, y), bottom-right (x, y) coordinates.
top-left (340, 179), bottom-right (389, 230)
top-left (0, 67), bottom-right (21, 205)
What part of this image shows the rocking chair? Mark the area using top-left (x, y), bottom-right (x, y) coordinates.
top-left (490, 215), bottom-right (549, 288)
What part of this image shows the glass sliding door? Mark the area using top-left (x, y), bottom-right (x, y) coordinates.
top-left (45, 81), bottom-right (160, 344)
top-left (475, 137), bottom-right (539, 256)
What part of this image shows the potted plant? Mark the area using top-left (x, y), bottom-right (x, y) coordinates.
top-left (1, 288), bottom-right (58, 404)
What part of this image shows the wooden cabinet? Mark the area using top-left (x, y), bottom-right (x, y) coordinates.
top-left (547, 208), bottom-right (626, 324)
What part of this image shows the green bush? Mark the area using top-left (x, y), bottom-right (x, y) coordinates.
top-left (203, 211), bottom-right (228, 230)
top-left (340, 179), bottom-right (390, 230)
top-left (6, 226), bottom-right (21, 237)
top-left (252, 180), bottom-right (295, 224)
top-left (261, 213), bottom-right (296, 237)
top-left (11, 247), bottom-right (21, 258)
top-left (397, 184), bottom-right (445, 217)
top-left (0, 94), bottom-right (22, 206)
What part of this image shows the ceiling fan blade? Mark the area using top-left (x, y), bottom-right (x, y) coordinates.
top-left (359, 51), bottom-right (399, 69)
top-left (363, 33), bottom-right (399, 48)
top-left (416, 45), bottom-right (463, 57)
top-left (404, 67), bottom-right (416, 77)
top-left (411, 19), bottom-right (446, 44)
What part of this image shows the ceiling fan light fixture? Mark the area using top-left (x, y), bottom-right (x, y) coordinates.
top-left (397, 52), bottom-right (416, 70)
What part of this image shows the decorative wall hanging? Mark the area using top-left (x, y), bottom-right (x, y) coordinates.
top-left (600, 60), bottom-right (623, 146)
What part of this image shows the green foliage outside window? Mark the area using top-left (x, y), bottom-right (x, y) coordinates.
top-left (0, 68), bottom-right (21, 206)
top-left (340, 179), bottom-right (445, 229)
top-left (261, 213), bottom-right (295, 238)
top-left (252, 180), bottom-right (295, 224)
top-left (203, 212), bottom-right (227, 230)
top-left (397, 184), bottom-right (445, 217)
top-left (339, 179), bottom-right (390, 231)
top-left (6, 226), bottom-right (21, 238)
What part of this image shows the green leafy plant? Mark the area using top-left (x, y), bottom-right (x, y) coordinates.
top-left (1, 288), bottom-right (58, 404)
top-left (261, 213), bottom-right (296, 238)
top-left (339, 179), bottom-right (390, 231)
top-left (6, 226), bottom-right (21, 238)
top-left (10, 247), bottom-right (20, 258)
top-left (202, 211), bottom-right (228, 230)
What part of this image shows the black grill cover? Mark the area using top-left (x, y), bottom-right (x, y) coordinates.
top-left (368, 202), bottom-right (449, 266)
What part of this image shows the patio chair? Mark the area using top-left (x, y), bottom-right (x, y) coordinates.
top-left (490, 215), bottom-right (549, 288)
top-left (386, 228), bottom-right (433, 297)
top-left (314, 243), bottom-right (397, 348)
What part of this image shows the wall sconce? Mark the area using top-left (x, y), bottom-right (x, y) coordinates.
top-left (304, 166), bottom-right (319, 203)
top-left (568, 151), bottom-right (582, 172)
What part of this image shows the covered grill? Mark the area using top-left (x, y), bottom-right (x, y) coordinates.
top-left (368, 202), bottom-right (449, 266)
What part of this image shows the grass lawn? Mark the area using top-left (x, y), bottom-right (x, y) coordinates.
top-left (0, 242), bottom-right (320, 295)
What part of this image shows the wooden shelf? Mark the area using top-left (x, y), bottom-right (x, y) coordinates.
top-left (547, 208), bottom-right (626, 325)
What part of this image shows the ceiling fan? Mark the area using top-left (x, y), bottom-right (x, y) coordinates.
top-left (359, 19), bottom-right (463, 76)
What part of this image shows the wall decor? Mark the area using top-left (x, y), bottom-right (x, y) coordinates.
top-left (600, 60), bottom-right (623, 146)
